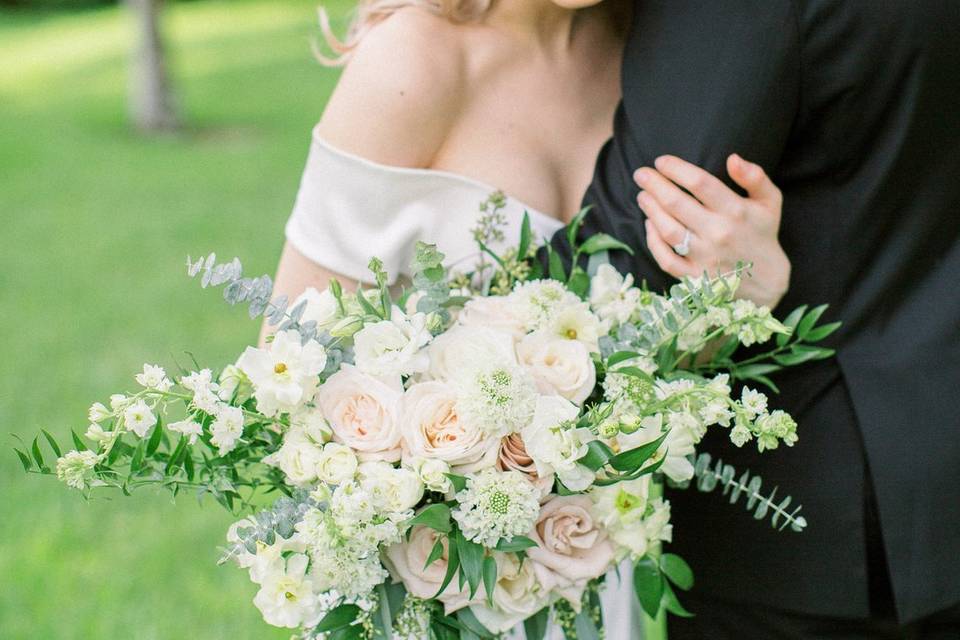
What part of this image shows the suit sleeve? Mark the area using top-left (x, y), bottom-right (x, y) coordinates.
top-left (553, 0), bottom-right (802, 288)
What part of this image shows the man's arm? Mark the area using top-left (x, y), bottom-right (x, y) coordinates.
top-left (555, 0), bottom-right (801, 286)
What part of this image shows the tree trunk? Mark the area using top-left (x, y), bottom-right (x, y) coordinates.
top-left (127, 0), bottom-right (178, 132)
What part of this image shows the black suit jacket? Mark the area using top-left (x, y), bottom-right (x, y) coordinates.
top-left (557, 0), bottom-right (960, 623)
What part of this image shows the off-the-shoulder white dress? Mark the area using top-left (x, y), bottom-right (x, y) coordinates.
top-left (285, 126), bottom-right (642, 639)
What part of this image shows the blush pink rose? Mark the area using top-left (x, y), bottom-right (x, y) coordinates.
top-left (315, 365), bottom-right (402, 462)
top-left (381, 525), bottom-right (473, 614)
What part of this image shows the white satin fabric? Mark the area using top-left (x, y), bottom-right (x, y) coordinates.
top-left (284, 127), bottom-right (643, 639)
top-left (285, 126), bottom-right (564, 284)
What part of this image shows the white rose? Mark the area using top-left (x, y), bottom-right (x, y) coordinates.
top-left (316, 442), bottom-right (358, 485)
top-left (264, 429), bottom-right (324, 486)
top-left (358, 461), bottom-right (424, 512)
top-left (353, 307), bottom-right (432, 378)
top-left (404, 456), bottom-right (453, 493)
top-left (427, 325), bottom-right (517, 383)
top-left (522, 395), bottom-right (596, 492)
top-left (399, 381), bottom-right (499, 473)
top-left (469, 553), bottom-right (551, 634)
top-left (516, 331), bottom-right (596, 405)
top-left (457, 296), bottom-right (526, 337)
top-left (316, 364), bottom-right (403, 462)
top-left (292, 286), bottom-right (341, 331)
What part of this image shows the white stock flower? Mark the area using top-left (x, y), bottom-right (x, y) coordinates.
top-left (353, 307), bottom-right (432, 378)
top-left (210, 406), bottom-right (244, 455)
top-left (264, 428), bottom-right (324, 486)
top-left (109, 394), bottom-right (131, 411)
top-left (180, 369), bottom-right (221, 415)
top-left (589, 264), bottom-right (641, 327)
top-left (56, 450), bottom-right (99, 490)
top-left (400, 381), bottom-right (499, 473)
top-left (123, 399), bottom-right (156, 438)
top-left (404, 456), bottom-right (453, 493)
top-left (522, 395), bottom-right (595, 491)
top-left (452, 468), bottom-right (540, 548)
top-left (427, 325), bottom-right (517, 383)
top-left (516, 331), bottom-right (596, 405)
top-left (237, 330), bottom-right (327, 417)
top-left (316, 442), bottom-right (358, 485)
top-left (85, 423), bottom-right (115, 446)
top-left (293, 286), bottom-right (341, 331)
top-left (454, 364), bottom-right (537, 438)
top-left (134, 363), bottom-right (173, 392)
top-left (741, 387), bottom-right (769, 419)
top-left (252, 553), bottom-right (323, 628)
top-left (168, 418), bottom-right (203, 445)
top-left (87, 402), bottom-right (111, 424)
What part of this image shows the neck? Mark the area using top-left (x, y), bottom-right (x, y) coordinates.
top-left (485, 0), bottom-right (580, 52)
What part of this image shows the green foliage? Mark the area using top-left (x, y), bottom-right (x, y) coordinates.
top-left (694, 453), bottom-right (807, 532)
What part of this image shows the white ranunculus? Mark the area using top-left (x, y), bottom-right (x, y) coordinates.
top-left (263, 428), bottom-right (324, 486)
top-left (210, 405), bottom-right (244, 455)
top-left (358, 461), bottom-right (424, 513)
top-left (236, 330), bottom-right (327, 417)
top-left (316, 365), bottom-right (403, 462)
top-left (457, 296), bottom-right (527, 337)
top-left (516, 331), bottom-right (596, 405)
top-left (353, 307), bottom-right (432, 378)
top-left (400, 381), bottom-right (499, 473)
top-left (292, 286), bottom-right (341, 331)
top-left (123, 399), bottom-right (156, 438)
top-left (315, 442), bottom-right (358, 485)
top-left (522, 395), bottom-right (596, 492)
top-left (469, 553), bottom-right (551, 634)
top-left (168, 418), bottom-right (203, 445)
top-left (252, 553), bottom-right (323, 628)
top-left (404, 456), bottom-right (453, 493)
top-left (426, 324), bottom-right (518, 384)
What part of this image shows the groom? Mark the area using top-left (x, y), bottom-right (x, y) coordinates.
top-left (557, 2), bottom-right (960, 638)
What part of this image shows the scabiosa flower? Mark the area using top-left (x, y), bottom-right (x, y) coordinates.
top-left (455, 365), bottom-right (537, 438)
top-left (56, 450), bottom-right (99, 490)
top-left (509, 280), bottom-right (582, 332)
top-left (452, 468), bottom-right (540, 548)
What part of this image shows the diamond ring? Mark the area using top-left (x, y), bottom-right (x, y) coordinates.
top-left (673, 230), bottom-right (692, 257)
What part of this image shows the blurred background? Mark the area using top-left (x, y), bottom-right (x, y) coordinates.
top-left (0, 0), bottom-right (350, 636)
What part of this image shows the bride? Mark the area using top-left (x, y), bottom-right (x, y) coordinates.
top-left (266, 0), bottom-right (788, 637)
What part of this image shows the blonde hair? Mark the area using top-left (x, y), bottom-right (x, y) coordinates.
top-left (316, 1), bottom-right (492, 66)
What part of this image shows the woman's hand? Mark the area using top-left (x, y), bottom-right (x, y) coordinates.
top-left (633, 154), bottom-right (791, 310)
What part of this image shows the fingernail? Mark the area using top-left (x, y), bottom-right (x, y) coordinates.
top-left (634, 169), bottom-right (650, 185)
top-left (637, 190), bottom-right (648, 207)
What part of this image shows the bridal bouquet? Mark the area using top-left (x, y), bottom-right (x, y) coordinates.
top-left (19, 200), bottom-right (838, 639)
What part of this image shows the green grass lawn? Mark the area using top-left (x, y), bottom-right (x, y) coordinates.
top-left (0, 1), bottom-right (349, 636)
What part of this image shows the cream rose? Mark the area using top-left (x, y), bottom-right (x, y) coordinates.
top-left (382, 525), bottom-right (473, 613)
top-left (426, 324), bottom-right (518, 383)
top-left (316, 365), bottom-right (403, 462)
top-left (457, 296), bottom-right (526, 338)
top-left (358, 461), bottom-right (424, 512)
top-left (263, 429), bottom-right (324, 486)
top-left (496, 433), bottom-right (554, 499)
top-left (527, 495), bottom-right (614, 607)
top-left (400, 381), bottom-right (499, 473)
top-left (469, 553), bottom-right (551, 634)
top-left (516, 331), bottom-right (596, 405)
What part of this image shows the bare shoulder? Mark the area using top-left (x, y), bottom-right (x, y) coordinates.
top-left (317, 8), bottom-right (467, 168)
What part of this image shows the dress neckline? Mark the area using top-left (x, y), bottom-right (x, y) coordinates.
top-left (312, 127), bottom-right (565, 233)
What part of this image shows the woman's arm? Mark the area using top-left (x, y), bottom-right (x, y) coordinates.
top-left (262, 9), bottom-right (464, 344)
